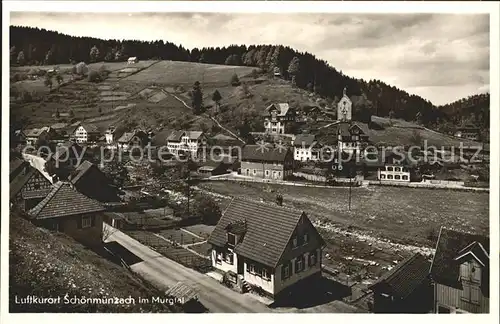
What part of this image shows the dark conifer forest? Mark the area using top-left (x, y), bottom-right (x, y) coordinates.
top-left (10, 26), bottom-right (490, 137)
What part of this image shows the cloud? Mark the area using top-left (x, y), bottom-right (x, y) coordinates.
top-left (10, 12), bottom-right (489, 105)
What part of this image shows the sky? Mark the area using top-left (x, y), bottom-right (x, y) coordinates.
top-left (10, 12), bottom-right (490, 105)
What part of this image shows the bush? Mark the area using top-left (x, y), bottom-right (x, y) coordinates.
top-left (11, 73), bottom-right (28, 83)
top-left (74, 62), bottom-right (89, 75)
top-left (27, 68), bottom-right (47, 77)
top-left (88, 70), bottom-right (102, 83)
top-left (230, 73), bottom-right (240, 86)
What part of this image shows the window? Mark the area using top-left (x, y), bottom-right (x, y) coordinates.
top-left (402, 167), bottom-right (408, 172)
top-left (265, 170), bottom-right (269, 176)
top-left (216, 252), bottom-right (222, 264)
top-left (262, 268), bottom-right (270, 281)
top-left (248, 263), bottom-right (256, 274)
top-left (387, 175), bottom-right (393, 180)
top-left (402, 175), bottom-right (408, 180)
top-left (395, 167), bottom-right (401, 172)
top-left (387, 166), bottom-right (393, 172)
top-left (296, 256), bottom-right (304, 272)
top-left (283, 264), bottom-right (290, 280)
top-left (81, 215), bottom-right (92, 228)
top-left (471, 286), bottom-right (480, 304)
top-left (225, 252), bottom-right (234, 265)
top-left (303, 233), bottom-right (309, 244)
top-left (34, 183), bottom-right (41, 189)
top-left (472, 265), bottom-right (481, 283)
top-left (395, 175), bottom-right (401, 180)
top-left (380, 174), bottom-right (386, 179)
top-left (309, 250), bottom-right (317, 266)
top-left (227, 233), bottom-right (236, 246)
top-left (253, 169), bottom-right (256, 175)
top-left (292, 237), bottom-right (298, 248)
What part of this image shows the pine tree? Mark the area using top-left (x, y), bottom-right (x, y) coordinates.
top-left (17, 51), bottom-right (25, 65)
top-left (212, 90), bottom-right (222, 112)
top-left (10, 46), bottom-right (17, 65)
top-left (288, 56), bottom-right (300, 85)
top-left (191, 81), bottom-right (203, 114)
top-left (90, 45), bottom-right (100, 63)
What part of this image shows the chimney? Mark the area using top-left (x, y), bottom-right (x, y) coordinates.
top-left (276, 194), bottom-right (283, 206)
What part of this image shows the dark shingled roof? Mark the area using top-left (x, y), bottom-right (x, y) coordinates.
top-left (369, 253), bottom-right (431, 299)
top-left (81, 123), bottom-right (100, 133)
top-left (22, 189), bottom-right (53, 200)
top-left (293, 134), bottom-right (316, 147)
top-left (70, 160), bottom-right (94, 185)
top-left (167, 130), bottom-right (185, 142)
top-left (165, 282), bottom-right (198, 304)
top-left (242, 145), bottom-right (290, 163)
top-left (430, 227), bottom-right (489, 289)
top-left (28, 182), bottom-right (105, 220)
top-left (208, 198), bottom-right (307, 268)
top-left (10, 158), bottom-right (27, 178)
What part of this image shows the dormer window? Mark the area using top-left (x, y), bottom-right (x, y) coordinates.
top-left (227, 233), bottom-right (236, 246)
top-left (303, 233), bottom-right (309, 244)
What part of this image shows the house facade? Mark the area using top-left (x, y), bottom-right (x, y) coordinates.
top-left (241, 144), bottom-right (293, 180)
top-left (25, 128), bottom-right (50, 146)
top-left (27, 181), bottom-right (105, 247)
top-left (128, 57), bottom-right (139, 64)
top-left (293, 134), bottom-right (321, 162)
top-left (105, 126), bottom-right (116, 145)
top-left (377, 152), bottom-right (416, 182)
top-left (166, 130), bottom-right (206, 158)
top-left (10, 162), bottom-right (53, 211)
top-left (337, 87), bottom-right (352, 122)
top-left (263, 103), bottom-right (296, 135)
top-left (430, 227), bottom-right (489, 314)
top-left (454, 126), bottom-right (480, 141)
top-left (208, 198), bottom-right (325, 299)
top-left (117, 130), bottom-right (149, 151)
top-left (74, 124), bottom-right (100, 144)
top-left (336, 122), bottom-right (369, 155)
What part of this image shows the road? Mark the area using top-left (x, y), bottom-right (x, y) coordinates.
top-left (105, 224), bottom-right (271, 313)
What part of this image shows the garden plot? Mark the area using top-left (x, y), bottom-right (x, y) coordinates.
top-left (156, 228), bottom-right (205, 245)
top-left (100, 90), bottom-right (130, 102)
top-left (114, 103), bottom-right (136, 111)
top-left (97, 84), bottom-right (113, 91)
top-left (138, 88), bottom-right (157, 99)
top-left (148, 91), bottom-right (168, 103)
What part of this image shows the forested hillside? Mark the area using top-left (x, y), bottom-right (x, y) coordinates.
top-left (9, 26), bottom-right (489, 136)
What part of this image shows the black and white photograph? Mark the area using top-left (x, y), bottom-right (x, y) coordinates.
top-left (1, 0), bottom-right (498, 320)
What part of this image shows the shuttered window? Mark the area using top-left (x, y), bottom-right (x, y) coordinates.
top-left (471, 286), bottom-right (480, 304)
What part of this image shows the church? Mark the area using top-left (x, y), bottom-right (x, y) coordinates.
top-left (337, 87), bottom-right (353, 121)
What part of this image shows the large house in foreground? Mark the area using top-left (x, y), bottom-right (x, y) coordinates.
top-left (27, 181), bottom-right (105, 247)
top-left (208, 198), bottom-right (325, 300)
top-left (241, 144), bottom-right (293, 180)
top-left (430, 227), bottom-right (489, 313)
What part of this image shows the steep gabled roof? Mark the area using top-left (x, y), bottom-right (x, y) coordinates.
top-left (167, 130), bottom-right (185, 142)
top-left (430, 227), bottom-right (489, 288)
top-left (242, 144), bottom-right (290, 163)
top-left (117, 132), bottom-right (135, 143)
top-left (369, 253), bottom-right (431, 299)
top-left (266, 103), bottom-right (291, 116)
top-left (187, 131), bottom-right (204, 140)
top-left (293, 134), bottom-right (316, 147)
top-left (208, 198), bottom-right (307, 268)
top-left (69, 160), bottom-right (95, 185)
top-left (10, 168), bottom-right (38, 200)
top-left (454, 241), bottom-right (489, 267)
top-left (80, 123), bottom-right (100, 133)
top-left (10, 158), bottom-right (27, 178)
top-left (25, 128), bottom-right (46, 137)
top-left (28, 182), bottom-right (105, 220)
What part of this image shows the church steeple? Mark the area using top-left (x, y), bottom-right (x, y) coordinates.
top-left (343, 87), bottom-right (347, 97)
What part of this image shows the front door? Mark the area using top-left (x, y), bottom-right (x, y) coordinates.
top-left (237, 256), bottom-right (244, 275)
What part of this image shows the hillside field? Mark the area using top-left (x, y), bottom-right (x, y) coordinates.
top-left (10, 60), bottom-right (482, 149)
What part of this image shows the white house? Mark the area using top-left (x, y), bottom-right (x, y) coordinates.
top-left (166, 130), bottom-right (206, 158)
top-left (335, 122), bottom-right (369, 155)
top-left (337, 87), bottom-right (352, 122)
top-left (292, 134), bottom-right (321, 162)
top-left (208, 198), bottom-right (325, 300)
top-left (263, 103), bottom-right (296, 135)
top-left (127, 57), bottom-right (139, 64)
top-left (377, 152), bottom-right (415, 182)
top-left (105, 126), bottom-right (116, 145)
top-left (73, 124), bottom-right (100, 144)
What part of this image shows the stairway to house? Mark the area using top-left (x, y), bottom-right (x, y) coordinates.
top-left (239, 275), bottom-right (251, 293)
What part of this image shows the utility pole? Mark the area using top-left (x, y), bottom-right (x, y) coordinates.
top-left (348, 163), bottom-right (353, 212)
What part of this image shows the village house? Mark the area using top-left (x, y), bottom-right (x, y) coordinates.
top-left (117, 130), bottom-right (149, 151)
top-left (73, 123), bottom-right (101, 144)
top-left (166, 130), bottom-right (206, 158)
top-left (430, 227), bottom-right (489, 313)
top-left (292, 134), bottom-right (321, 162)
top-left (454, 125), bottom-right (480, 141)
top-left (69, 160), bottom-right (120, 202)
top-left (127, 57), bottom-right (139, 64)
top-left (241, 144), bottom-right (294, 180)
top-left (25, 127), bottom-right (52, 146)
top-left (209, 133), bottom-right (242, 156)
top-left (197, 155), bottom-right (238, 177)
top-left (369, 253), bottom-right (433, 313)
top-left (105, 126), bottom-right (116, 145)
top-left (10, 163), bottom-right (54, 211)
top-left (334, 122), bottom-right (369, 155)
top-left (377, 151), bottom-right (417, 182)
top-left (12, 129), bottom-right (26, 147)
top-left (48, 142), bottom-right (89, 181)
top-left (208, 198), bottom-right (325, 300)
top-left (27, 181), bottom-right (106, 247)
top-left (10, 157), bottom-right (30, 182)
top-left (337, 87), bottom-right (353, 122)
top-left (263, 103), bottom-right (296, 135)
